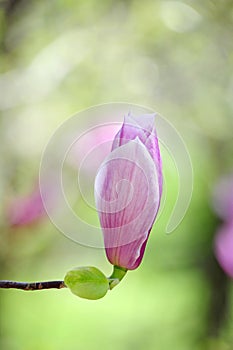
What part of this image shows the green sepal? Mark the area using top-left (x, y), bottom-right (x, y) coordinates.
top-left (108, 265), bottom-right (127, 290)
top-left (64, 266), bottom-right (109, 300)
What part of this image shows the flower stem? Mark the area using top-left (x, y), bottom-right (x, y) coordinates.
top-left (0, 280), bottom-right (66, 291)
top-left (108, 265), bottom-right (127, 290)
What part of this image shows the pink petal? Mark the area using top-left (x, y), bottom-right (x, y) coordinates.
top-left (95, 138), bottom-right (160, 270)
top-left (112, 113), bottom-right (162, 197)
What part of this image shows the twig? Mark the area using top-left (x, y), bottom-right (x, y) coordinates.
top-left (0, 280), bottom-right (66, 291)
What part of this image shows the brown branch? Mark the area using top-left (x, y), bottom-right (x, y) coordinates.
top-left (0, 280), bottom-right (66, 291)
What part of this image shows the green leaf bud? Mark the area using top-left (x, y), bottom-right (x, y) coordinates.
top-left (64, 266), bottom-right (109, 300)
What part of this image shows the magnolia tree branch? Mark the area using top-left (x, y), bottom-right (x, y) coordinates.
top-left (0, 280), bottom-right (66, 291)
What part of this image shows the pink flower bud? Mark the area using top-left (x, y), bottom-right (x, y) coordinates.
top-left (95, 113), bottom-right (163, 270)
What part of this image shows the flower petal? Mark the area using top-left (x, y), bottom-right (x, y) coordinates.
top-left (95, 137), bottom-right (160, 269)
top-left (112, 112), bottom-right (156, 150)
top-left (112, 112), bottom-right (162, 197)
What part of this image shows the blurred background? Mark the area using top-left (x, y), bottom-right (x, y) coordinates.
top-left (0, 0), bottom-right (233, 349)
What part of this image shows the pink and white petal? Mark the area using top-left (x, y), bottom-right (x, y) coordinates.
top-left (125, 113), bottom-right (156, 134)
top-left (112, 113), bottom-right (156, 150)
top-left (95, 138), bottom-right (160, 269)
top-left (145, 132), bottom-right (163, 197)
top-left (111, 113), bottom-right (162, 197)
top-left (106, 233), bottom-right (149, 270)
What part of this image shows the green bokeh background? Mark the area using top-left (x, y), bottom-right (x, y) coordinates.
top-left (0, 0), bottom-right (233, 349)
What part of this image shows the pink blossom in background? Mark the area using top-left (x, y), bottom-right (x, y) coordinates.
top-left (213, 172), bottom-right (233, 278)
top-left (6, 125), bottom-right (119, 229)
top-left (214, 222), bottom-right (233, 279)
top-left (95, 113), bottom-right (162, 270)
top-left (6, 186), bottom-right (46, 227)
top-left (68, 124), bottom-right (120, 174)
